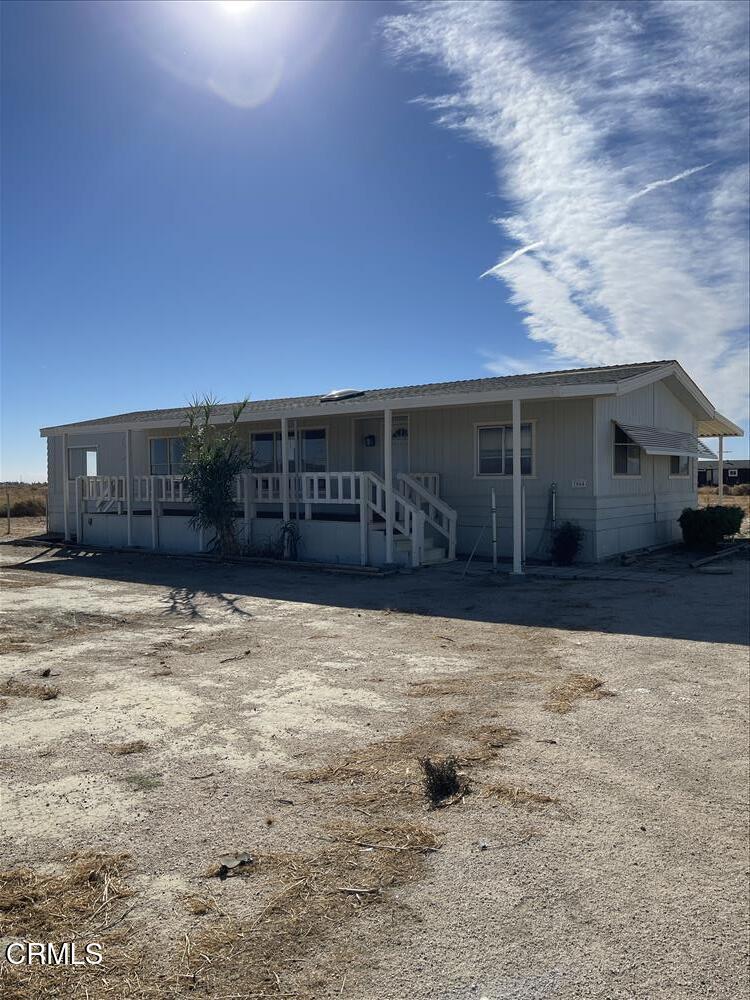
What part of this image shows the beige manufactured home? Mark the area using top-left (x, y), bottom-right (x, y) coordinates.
top-left (41, 361), bottom-right (742, 570)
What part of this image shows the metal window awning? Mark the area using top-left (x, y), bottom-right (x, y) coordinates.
top-left (617, 423), bottom-right (717, 459)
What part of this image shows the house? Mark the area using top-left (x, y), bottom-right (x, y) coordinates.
top-left (40, 360), bottom-right (743, 571)
top-left (698, 459), bottom-right (750, 488)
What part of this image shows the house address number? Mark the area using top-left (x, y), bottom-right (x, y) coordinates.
top-left (571, 479), bottom-right (587, 488)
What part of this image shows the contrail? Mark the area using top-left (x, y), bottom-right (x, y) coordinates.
top-left (480, 241), bottom-right (544, 278)
top-left (627, 163), bottom-right (712, 203)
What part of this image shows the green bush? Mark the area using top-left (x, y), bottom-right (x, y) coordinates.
top-left (678, 505), bottom-right (744, 548)
top-left (551, 521), bottom-right (584, 565)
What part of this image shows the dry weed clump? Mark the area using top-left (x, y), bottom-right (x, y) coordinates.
top-left (187, 823), bottom-right (440, 998)
top-left (0, 677), bottom-right (59, 701)
top-left (106, 740), bottom-right (149, 756)
top-left (483, 783), bottom-right (558, 807)
top-left (545, 673), bottom-right (612, 713)
top-left (419, 757), bottom-right (466, 807)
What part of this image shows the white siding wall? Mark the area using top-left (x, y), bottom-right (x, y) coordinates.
top-left (594, 381), bottom-right (697, 558)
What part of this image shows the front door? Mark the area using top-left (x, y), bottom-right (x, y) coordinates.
top-left (354, 415), bottom-right (410, 483)
top-left (354, 418), bottom-right (383, 476)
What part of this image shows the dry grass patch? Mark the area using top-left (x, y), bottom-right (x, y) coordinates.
top-left (0, 852), bottom-right (164, 1000)
top-left (484, 783), bottom-right (558, 807)
top-left (187, 823), bottom-right (440, 998)
top-left (107, 740), bottom-right (149, 756)
top-left (545, 673), bottom-right (612, 713)
top-left (0, 677), bottom-right (59, 700)
top-left (408, 670), bottom-right (540, 698)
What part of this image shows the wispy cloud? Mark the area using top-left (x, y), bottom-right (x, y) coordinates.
top-left (480, 242), bottom-right (544, 277)
top-left (627, 163), bottom-right (713, 203)
top-left (384, 1), bottom-right (750, 423)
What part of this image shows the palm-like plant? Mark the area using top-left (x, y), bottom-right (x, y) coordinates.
top-left (182, 396), bottom-right (250, 556)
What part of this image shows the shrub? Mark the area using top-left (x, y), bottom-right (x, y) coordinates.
top-left (678, 505), bottom-right (744, 549)
top-left (551, 521), bottom-right (584, 565)
top-left (0, 499), bottom-right (45, 517)
top-left (729, 483), bottom-right (750, 496)
top-left (182, 396), bottom-right (250, 556)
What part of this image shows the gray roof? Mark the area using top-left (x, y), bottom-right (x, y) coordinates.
top-left (42, 360), bottom-right (674, 432)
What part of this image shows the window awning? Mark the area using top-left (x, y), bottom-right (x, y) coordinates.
top-left (617, 423), bottom-right (717, 459)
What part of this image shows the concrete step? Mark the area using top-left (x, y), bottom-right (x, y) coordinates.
top-left (422, 545), bottom-right (447, 564)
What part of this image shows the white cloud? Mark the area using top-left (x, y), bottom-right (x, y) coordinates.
top-left (384, 0), bottom-right (750, 425)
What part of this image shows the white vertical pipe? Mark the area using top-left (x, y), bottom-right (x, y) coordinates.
top-left (718, 436), bottom-right (724, 500)
top-left (62, 432), bottom-right (70, 541)
top-left (125, 429), bottom-right (133, 547)
top-left (512, 398), bottom-right (523, 575)
top-left (280, 416), bottom-right (290, 523)
top-left (384, 408), bottom-right (394, 563)
top-left (491, 487), bottom-right (498, 572)
top-left (244, 473), bottom-right (251, 547)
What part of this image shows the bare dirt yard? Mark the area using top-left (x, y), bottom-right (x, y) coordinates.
top-left (0, 535), bottom-right (748, 1000)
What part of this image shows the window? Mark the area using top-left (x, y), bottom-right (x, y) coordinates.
top-left (476, 423), bottom-right (533, 477)
top-left (670, 455), bottom-right (690, 477)
top-left (613, 425), bottom-right (641, 476)
top-left (250, 429), bottom-right (327, 473)
top-left (150, 437), bottom-right (185, 476)
top-left (68, 448), bottom-right (97, 479)
top-left (728, 468), bottom-right (738, 478)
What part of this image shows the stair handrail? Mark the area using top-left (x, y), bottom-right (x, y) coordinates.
top-left (396, 473), bottom-right (457, 561)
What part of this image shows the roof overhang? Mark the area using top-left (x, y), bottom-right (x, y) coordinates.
top-left (696, 411), bottom-right (744, 438)
top-left (618, 422), bottom-right (717, 459)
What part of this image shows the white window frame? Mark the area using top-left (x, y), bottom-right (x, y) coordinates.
top-left (148, 436), bottom-right (186, 477)
top-left (612, 423), bottom-right (642, 479)
top-left (250, 426), bottom-right (328, 474)
top-left (727, 468), bottom-right (738, 478)
top-left (669, 455), bottom-right (691, 478)
top-left (67, 446), bottom-right (99, 480)
top-left (473, 420), bottom-right (536, 479)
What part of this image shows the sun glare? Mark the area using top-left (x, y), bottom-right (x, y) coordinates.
top-left (215, 1), bottom-right (258, 17)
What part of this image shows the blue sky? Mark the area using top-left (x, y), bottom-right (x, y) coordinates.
top-left (2, 0), bottom-right (748, 479)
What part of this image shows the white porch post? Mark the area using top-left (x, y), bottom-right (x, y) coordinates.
top-left (280, 416), bottom-right (290, 523)
top-left (718, 435), bottom-right (724, 500)
top-left (243, 473), bottom-right (252, 547)
top-left (62, 432), bottom-right (70, 541)
top-left (75, 477), bottom-right (82, 544)
top-left (384, 408), bottom-right (394, 563)
top-left (126, 429), bottom-right (133, 547)
top-left (359, 473), bottom-right (368, 566)
top-left (512, 397), bottom-right (524, 575)
top-left (150, 476), bottom-right (158, 550)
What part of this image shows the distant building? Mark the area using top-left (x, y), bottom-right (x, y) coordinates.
top-left (698, 459), bottom-right (750, 487)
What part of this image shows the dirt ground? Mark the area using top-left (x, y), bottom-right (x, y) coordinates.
top-left (0, 534), bottom-right (748, 1000)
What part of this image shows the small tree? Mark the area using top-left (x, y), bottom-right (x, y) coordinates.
top-left (182, 396), bottom-right (250, 556)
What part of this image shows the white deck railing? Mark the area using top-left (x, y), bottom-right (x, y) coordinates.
top-left (76, 471), bottom-right (454, 568)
